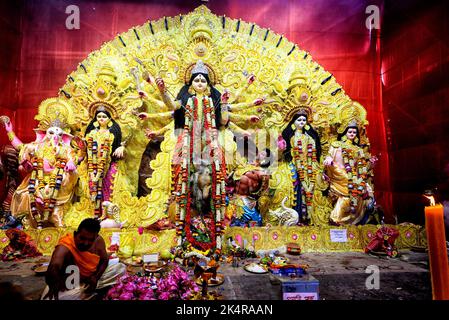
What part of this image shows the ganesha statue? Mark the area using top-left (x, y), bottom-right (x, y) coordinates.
top-left (0, 100), bottom-right (79, 228)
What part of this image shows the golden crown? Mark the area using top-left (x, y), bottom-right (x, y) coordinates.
top-left (191, 60), bottom-right (209, 75)
top-left (34, 98), bottom-right (73, 131)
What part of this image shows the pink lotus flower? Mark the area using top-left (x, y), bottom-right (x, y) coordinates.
top-left (105, 262), bottom-right (199, 300)
top-left (140, 293), bottom-right (155, 300)
top-left (119, 292), bottom-right (135, 300)
top-left (114, 284), bottom-right (124, 292)
top-left (136, 283), bottom-right (148, 293)
top-left (158, 292), bottom-right (171, 300)
top-left (124, 282), bottom-right (137, 292)
top-left (106, 290), bottom-right (120, 299)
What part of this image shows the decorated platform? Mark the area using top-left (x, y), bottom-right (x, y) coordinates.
top-left (0, 6), bottom-right (429, 260)
top-left (0, 224), bottom-right (426, 256)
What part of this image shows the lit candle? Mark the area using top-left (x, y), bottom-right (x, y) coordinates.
top-left (425, 203), bottom-right (449, 300)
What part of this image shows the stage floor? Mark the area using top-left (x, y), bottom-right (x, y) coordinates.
top-left (0, 251), bottom-right (431, 300)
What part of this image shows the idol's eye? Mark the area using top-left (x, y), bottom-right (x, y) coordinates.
top-left (49, 131), bottom-right (54, 135)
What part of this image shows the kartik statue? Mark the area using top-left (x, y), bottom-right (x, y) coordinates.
top-left (324, 121), bottom-right (376, 225)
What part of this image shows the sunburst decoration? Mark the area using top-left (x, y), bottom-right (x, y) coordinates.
top-left (24, 5), bottom-right (371, 228)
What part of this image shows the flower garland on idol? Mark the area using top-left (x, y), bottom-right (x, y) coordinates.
top-left (87, 134), bottom-right (112, 217)
top-left (292, 134), bottom-right (317, 220)
top-left (174, 96), bottom-right (226, 254)
top-left (342, 146), bottom-right (369, 214)
top-left (28, 155), bottom-right (67, 225)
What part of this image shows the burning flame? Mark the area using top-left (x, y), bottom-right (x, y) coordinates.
top-left (424, 195), bottom-right (436, 207)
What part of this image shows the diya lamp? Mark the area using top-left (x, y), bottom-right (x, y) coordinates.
top-left (194, 258), bottom-right (216, 298)
top-left (423, 190), bottom-right (449, 300)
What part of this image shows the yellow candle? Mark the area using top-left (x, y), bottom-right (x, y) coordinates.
top-left (425, 204), bottom-right (449, 300)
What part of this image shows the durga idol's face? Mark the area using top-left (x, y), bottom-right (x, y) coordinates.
top-left (192, 74), bottom-right (208, 94)
top-left (96, 112), bottom-right (110, 128)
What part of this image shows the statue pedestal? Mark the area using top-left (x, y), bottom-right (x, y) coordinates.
top-left (0, 224), bottom-right (425, 256)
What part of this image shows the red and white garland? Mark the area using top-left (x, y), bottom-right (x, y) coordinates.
top-left (87, 134), bottom-right (112, 217)
top-left (28, 156), bottom-right (67, 225)
top-left (173, 96), bottom-right (226, 254)
top-left (341, 145), bottom-right (369, 214)
top-left (291, 133), bottom-right (317, 220)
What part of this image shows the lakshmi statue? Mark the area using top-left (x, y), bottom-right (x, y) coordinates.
top-left (85, 106), bottom-right (125, 217)
top-left (278, 108), bottom-right (321, 224)
top-left (323, 120), bottom-right (376, 225)
top-left (0, 108), bottom-right (78, 228)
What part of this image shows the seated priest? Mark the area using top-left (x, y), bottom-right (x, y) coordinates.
top-left (41, 218), bottom-right (126, 300)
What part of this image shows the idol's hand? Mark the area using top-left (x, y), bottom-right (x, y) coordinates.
top-left (142, 71), bottom-right (152, 84)
top-left (138, 90), bottom-right (148, 99)
top-left (253, 97), bottom-right (265, 106)
top-left (3, 119), bottom-right (13, 132)
top-left (250, 115), bottom-right (260, 123)
top-left (65, 160), bottom-right (76, 172)
top-left (113, 146), bottom-right (125, 159)
top-left (155, 77), bottom-right (165, 93)
top-left (145, 128), bottom-right (156, 140)
top-left (323, 156), bottom-right (334, 166)
top-left (247, 74), bottom-right (256, 85)
top-left (137, 112), bottom-right (149, 120)
top-left (221, 90), bottom-right (230, 104)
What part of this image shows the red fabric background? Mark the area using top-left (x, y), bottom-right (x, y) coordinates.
top-left (2, 0), bottom-right (445, 224)
top-left (382, 0), bottom-right (449, 224)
